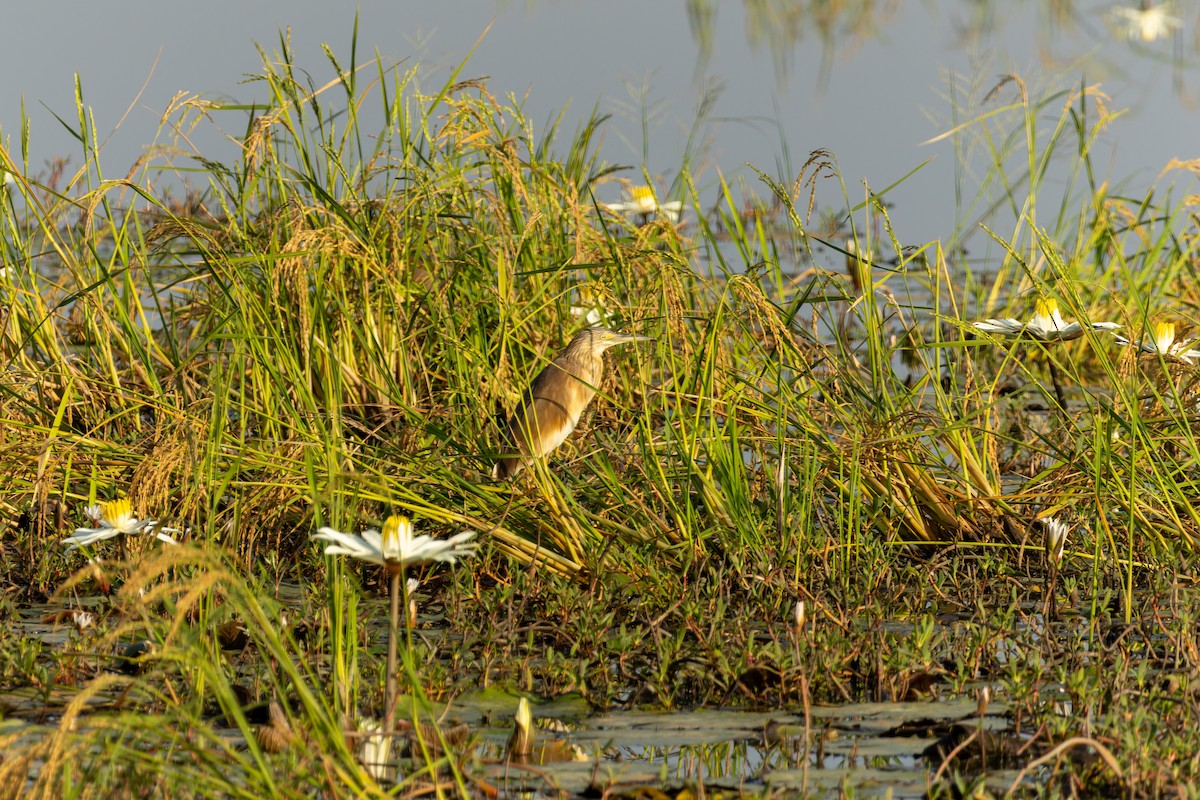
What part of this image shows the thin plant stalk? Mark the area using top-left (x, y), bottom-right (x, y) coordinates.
top-left (384, 568), bottom-right (401, 732)
top-left (1043, 561), bottom-right (1059, 622)
top-left (1047, 359), bottom-right (1068, 412)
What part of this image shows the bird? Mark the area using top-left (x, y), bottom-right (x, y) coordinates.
top-left (491, 326), bottom-right (653, 480)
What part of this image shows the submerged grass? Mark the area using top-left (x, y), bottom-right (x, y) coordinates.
top-left (2, 23), bottom-right (1200, 798)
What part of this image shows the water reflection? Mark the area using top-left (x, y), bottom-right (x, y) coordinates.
top-left (679, 1), bottom-right (1194, 101)
top-left (685, 0), bottom-right (904, 89)
top-left (1108, 2), bottom-right (1183, 43)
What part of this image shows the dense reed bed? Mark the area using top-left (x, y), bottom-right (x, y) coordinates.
top-left (2, 30), bottom-right (1200, 798)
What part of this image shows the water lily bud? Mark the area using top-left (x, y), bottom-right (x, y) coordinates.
top-left (1041, 518), bottom-right (1069, 569)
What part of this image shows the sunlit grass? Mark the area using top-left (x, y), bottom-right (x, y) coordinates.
top-left (1, 17), bottom-right (1200, 797)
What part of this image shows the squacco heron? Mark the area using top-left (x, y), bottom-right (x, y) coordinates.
top-left (491, 327), bottom-right (653, 480)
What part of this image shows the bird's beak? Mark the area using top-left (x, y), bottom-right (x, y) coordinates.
top-left (615, 332), bottom-right (654, 345)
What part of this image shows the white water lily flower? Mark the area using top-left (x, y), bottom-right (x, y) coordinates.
top-left (605, 185), bottom-right (684, 224)
top-left (1112, 320), bottom-right (1200, 363)
top-left (357, 719), bottom-right (393, 783)
top-left (569, 304), bottom-right (610, 326)
top-left (61, 498), bottom-right (181, 552)
top-left (1109, 4), bottom-right (1181, 42)
top-left (973, 297), bottom-right (1121, 342)
top-left (313, 514), bottom-right (477, 572)
top-left (1041, 517), bottom-right (1069, 568)
top-left (569, 284), bottom-right (615, 327)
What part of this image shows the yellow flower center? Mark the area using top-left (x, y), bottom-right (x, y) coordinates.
top-left (1033, 298), bottom-right (1058, 318)
top-left (627, 185), bottom-right (659, 214)
top-left (1152, 320), bottom-right (1177, 351)
top-left (102, 498), bottom-right (132, 526)
top-left (381, 515), bottom-right (411, 559)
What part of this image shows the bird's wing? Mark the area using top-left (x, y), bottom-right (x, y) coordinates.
top-left (509, 360), bottom-right (595, 454)
top-left (493, 356), bottom-right (601, 480)
top-left (492, 391), bottom-right (577, 480)
top-left (511, 386), bottom-right (581, 458)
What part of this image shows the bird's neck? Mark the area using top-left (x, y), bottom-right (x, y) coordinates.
top-left (555, 352), bottom-right (603, 386)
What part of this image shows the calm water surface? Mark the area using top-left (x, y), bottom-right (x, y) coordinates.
top-left (1, 1), bottom-right (1197, 247)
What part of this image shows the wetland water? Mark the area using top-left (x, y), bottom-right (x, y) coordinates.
top-left (2, 2), bottom-right (1198, 245)
top-left (5, 585), bottom-right (1143, 797)
top-left (2, 2), bottom-right (1199, 797)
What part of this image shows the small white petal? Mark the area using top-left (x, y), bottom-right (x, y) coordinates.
top-left (151, 529), bottom-right (180, 545)
top-left (360, 529), bottom-right (387, 556)
top-left (313, 526), bottom-right (386, 565)
top-left (314, 522), bottom-right (478, 569)
top-left (974, 319), bottom-right (1023, 335)
top-left (61, 527), bottom-right (122, 552)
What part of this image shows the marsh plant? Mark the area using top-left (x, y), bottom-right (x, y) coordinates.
top-left (60, 498), bottom-right (181, 553)
top-left (313, 515), bottom-right (476, 731)
top-left (1, 21), bottom-right (1200, 798)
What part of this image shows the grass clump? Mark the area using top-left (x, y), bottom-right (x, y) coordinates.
top-left (2, 23), bottom-right (1200, 798)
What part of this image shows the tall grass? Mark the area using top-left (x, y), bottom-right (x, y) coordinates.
top-left (4, 49), bottom-right (1191, 582)
top-left (2, 22), bottom-right (1200, 796)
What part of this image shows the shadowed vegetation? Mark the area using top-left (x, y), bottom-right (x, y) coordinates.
top-left (2, 24), bottom-right (1200, 798)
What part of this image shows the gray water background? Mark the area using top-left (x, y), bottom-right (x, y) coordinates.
top-left (1, 1), bottom-right (1197, 247)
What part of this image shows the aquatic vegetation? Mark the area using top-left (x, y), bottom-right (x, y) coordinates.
top-left (60, 498), bottom-right (181, 552)
top-left (1113, 319), bottom-right (1200, 363)
top-left (2, 18), bottom-right (1200, 799)
top-left (973, 297), bottom-right (1120, 342)
top-left (313, 515), bottom-right (477, 570)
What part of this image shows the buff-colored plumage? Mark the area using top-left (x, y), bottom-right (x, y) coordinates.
top-left (492, 327), bottom-right (652, 480)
